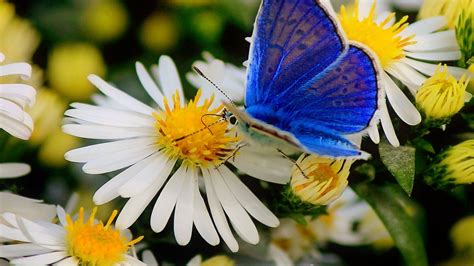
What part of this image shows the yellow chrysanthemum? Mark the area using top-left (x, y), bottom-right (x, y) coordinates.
top-left (290, 154), bottom-right (353, 205)
top-left (48, 43), bottom-right (106, 101)
top-left (65, 207), bottom-right (143, 266)
top-left (450, 216), bottom-right (474, 254)
top-left (154, 90), bottom-right (239, 166)
top-left (339, 1), bottom-right (415, 68)
top-left (426, 140), bottom-right (474, 187)
top-left (419, 0), bottom-right (472, 29)
top-left (80, 0), bottom-right (128, 42)
top-left (416, 65), bottom-right (470, 120)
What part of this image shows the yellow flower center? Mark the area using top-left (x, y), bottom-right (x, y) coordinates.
top-left (416, 65), bottom-right (469, 119)
top-left (65, 207), bottom-right (143, 266)
top-left (339, 1), bottom-right (416, 68)
top-left (290, 155), bottom-right (352, 205)
top-left (154, 90), bottom-right (239, 166)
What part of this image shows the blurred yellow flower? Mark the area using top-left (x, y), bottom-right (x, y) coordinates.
top-left (0, 1), bottom-right (40, 63)
top-left (28, 89), bottom-right (80, 167)
top-left (451, 216), bottom-right (474, 254)
top-left (201, 255), bottom-right (235, 266)
top-left (418, 0), bottom-right (471, 29)
top-left (48, 43), bottom-right (106, 101)
top-left (191, 11), bottom-right (223, 44)
top-left (167, 0), bottom-right (214, 7)
top-left (38, 129), bottom-right (80, 167)
top-left (426, 140), bottom-right (474, 187)
top-left (290, 154), bottom-right (352, 206)
top-left (139, 12), bottom-right (179, 53)
top-left (416, 65), bottom-right (470, 120)
top-left (80, 0), bottom-right (128, 42)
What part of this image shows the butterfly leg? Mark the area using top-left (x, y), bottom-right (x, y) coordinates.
top-left (215, 142), bottom-right (249, 169)
top-left (276, 149), bottom-right (308, 179)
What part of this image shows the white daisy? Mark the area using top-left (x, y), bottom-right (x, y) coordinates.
top-left (0, 163), bottom-right (30, 179)
top-left (186, 52), bottom-right (246, 107)
top-left (0, 192), bottom-right (56, 226)
top-left (337, 0), bottom-right (470, 146)
top-left (63, 56), bottom-right (291, 252)
top-left (0, 52), bottom-right (36, 140)
top-left (0, 207), bottom-right (145, 265)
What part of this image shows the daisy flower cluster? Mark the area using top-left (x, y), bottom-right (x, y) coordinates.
top-left (1, 0), bottom-right (474, 265)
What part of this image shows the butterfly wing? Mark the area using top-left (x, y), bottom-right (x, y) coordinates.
top-left (245, 0), bottom-right (347, 106)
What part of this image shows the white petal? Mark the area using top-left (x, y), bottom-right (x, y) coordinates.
top-left (174, 167), bottom-right (196, 245)
top-left (158, 56), bottom-right (184, 104)
top-left (186, 255), bottom-right (202, 266)
top-left (115, 159), bottom-right (176, 229)
top-left (367, 124), bottom-right (380, 144)
top-left (208, 168), bottom-right (259, 245)
top-left (387, 62), bottom-right (426, 88)
top-left (192, 180), bottom-right (220, 246)
top-left (202, 168), bottom-right (239, 252)
top-left (65, 137), bottom-right (156, 163)
top-left (0, 83), bottom-right (36, 108)
top-left (0, 62), bottom-right (31, 78)
top-left (16, 217), bottom-right (64, 246)
top-left (141, 250), bottom-right (158, 266)
top-left (0, 98), bottom-right (26, 121)
top-left (0, 163), bottom-right (30, 178)
top-left (56, 206), bottom-right (67, 227)
top-left (231, 148), bottom-right (292, 184)
top-left (82, 146), bottom-right (156, 174)
top-left (402, 58), bottom-right (470, 80)
top-left (150, 165), bottom-right (187, 233)
top-left (0, 224), bottom-right (29, 242)
top-left (65, 106), bottom-right (155, 128)
top-left (380, 101), bottom-right (400, 147)
top-left (62, 124), bottom-right (155, 140)
top-left (406, 51), bottom-right (461, 61)
top-left (136, 62), bottom-right (165, 110)
top-left (123, 255), bottom-right (147, 266)
top-left (118, 153), bottom-right (175, 198)
top-left (219, 165), bottom-right (279, 227)
top-left (382, 72), bottom-right (421, 126)
top-left (55, 256), bottom-right (79, 266)
top-left (9, 251), bottom-right (67, 265)
top-left (0, 113), bottom-right (32, 140)
top-left (401, 16), bottom-right (446, 36)
top-left (93, 154), bottom-right (161, 205)
top-left (88, 75), bottom-right (155, 115)
top-left (405, 30), bottom-right (459, 52)
top-left (268, 244), bottom-right (294, 266)
top-left (0, 243), bottom-right (52, 258)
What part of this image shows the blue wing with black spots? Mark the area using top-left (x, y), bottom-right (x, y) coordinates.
top-left (245, 0), bottom-right (347, 106)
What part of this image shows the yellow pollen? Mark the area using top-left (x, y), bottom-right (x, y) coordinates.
top-left (65, 207), bottom-right (143, 266)
top-left (339, 1), bottom-right (416, 68)
top-left (154, 89), bottom-right (239, 166)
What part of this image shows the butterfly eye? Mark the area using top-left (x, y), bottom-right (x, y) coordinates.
top-left (229, 116), bottom-right (238, 125)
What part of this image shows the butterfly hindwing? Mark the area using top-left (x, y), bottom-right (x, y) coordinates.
top-left (246, 0), bottom-right (347, 106)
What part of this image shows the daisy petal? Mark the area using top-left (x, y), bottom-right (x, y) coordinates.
top-left (193, 182), bottom-right (220, 246)
top-left (0, 243), bottom-right (52, 258)
top-left (219, 166), bottom-right (279, 227)
top-left (380, 102), bottom-right (400, 147)
top-left (382, 72), bottom-right (421, 125)
top-left (401, 16), bottom-right (446, 36)
top-left (158, 56), bottom-right (184, 104)
top-left (405, 30), bottom-right (459, 52)
top-left (174, 167), bottom-right (196, 245)
top-left (208, 168), bottom-right (259, 245)
top-left (9, 251), bottom-right (67, 265)
top-left (62, 124), bottom-right (155, 140)
top-left (135, 62), bottom-right (165, 110)
top-left (150, 165), bottom-right (187, 233)
top-left (202, 168), bottom-right (239, 252)
top-left (406, 51), bottom-right (461, 61)
top-left (55, 256), bottom-right (79, 266)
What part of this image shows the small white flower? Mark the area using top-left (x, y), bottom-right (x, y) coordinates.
top-left (337, 0), bottom-right (470, 146)
top-left (0, 207), bottom-right (145, 265)
top-left (0, 53), bottom-right (36, 140)
top-left (63, 56), bottom-right (291, 252)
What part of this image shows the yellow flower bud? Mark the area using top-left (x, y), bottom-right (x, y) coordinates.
top-left (48, 43), bottom-right (106, 101)
top-left (80, 0), bottom-right (128, 42)
top-left (450, 216), bottom-right (474, 254)
top-left (201, 255), bottom-right (235, 266)
top-left (290, 154), bottom-right (352, 206)
top-left (426, 140), bottom-right (474, 187)
top-left (139, 13), bottom-right (179, 53)
top-left (38, 129), bottom-right (80, 167)
top-left (416, 65), bottom-right (470, 120)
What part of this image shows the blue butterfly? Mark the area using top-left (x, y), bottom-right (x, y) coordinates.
top-left (225, 0), bottom-right (382, 159)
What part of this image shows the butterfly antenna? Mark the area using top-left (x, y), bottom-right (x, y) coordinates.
top-left (192, 66), bottom-right (237, 106)
top-left (174, 117), bottom-right (224, 142)
top-left (200, 113), bottom-right (225, 135)
top-left (276, 149), bottom-right (309, 179)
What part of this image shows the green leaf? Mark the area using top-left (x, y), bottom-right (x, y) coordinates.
top-left (379, 138), bottom-right (416, 195)
top-left (414, 138), bottom-right (435, 154)
top-left (353, 183), bottom-right (427, 266)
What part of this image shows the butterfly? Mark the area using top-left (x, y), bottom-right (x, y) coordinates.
top-left (225, 0), bottom-right (382, 159)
